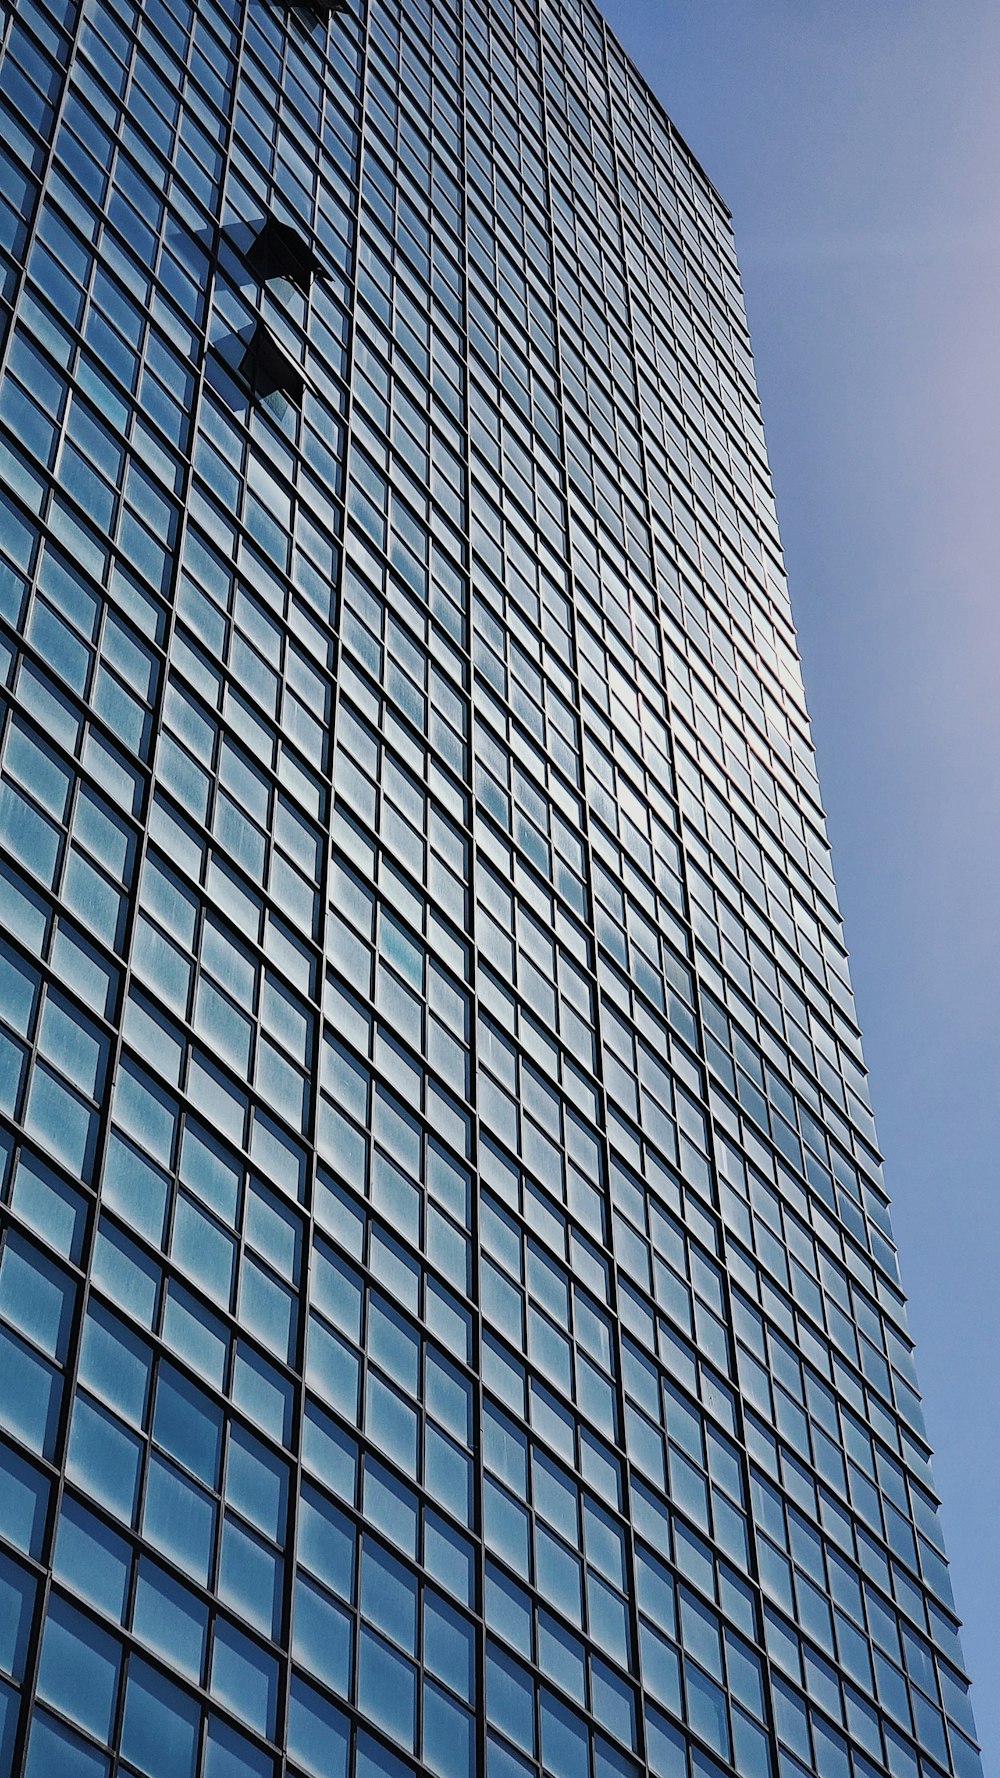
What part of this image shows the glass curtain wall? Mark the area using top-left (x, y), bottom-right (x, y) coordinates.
top-left (0, 0), bottom-right (982, 1775)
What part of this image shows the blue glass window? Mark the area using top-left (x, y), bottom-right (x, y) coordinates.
top-left (36, 1594), bottom-right (120, 1742)
top-left (535, 1525), bottom-right (583, 1626)
top-left (143, 1454), bottom-right (216, 1584)
top-left (423, 1679), bottom-right (473, 1778)
top-left (173, 1198), bottom-right (236, 1304)
top-left (487, 1646), bottom-right (534, 1755)
top-left (298, 1484), bottom-right (354, 1596)
top-left (591, 1659), bottom-right (636, 1751)
top-left (538, 1613), bottom-right (585, 1705)
top-left (424, 1510), bottom-right (475, 1606)
top-left (180, 1122), bottom-right (240, 1223)
top-left (362, 1540), bottom-right (418, 1652)
top-left (211, 1618), bottom-right (279, 1738)
top-left (355, 1732), bottom-right (416, 1778)
top-left (218, 1514), bottom-right (282, 1638)
top-left (78, 1303), bottom-right (151, 1423)
top-left (232, 1339), bottom-right (292, 1439)
top-left (292, 1573), bottom-right (352, 1694)
top-left (24, 1710), bottom-right (110, 1778)
top-left (487, 1738), bottom-right (533, 1778)
top-left (164, 1285), bottom-right (229, 1389)
top-left (12, 1153), bottom-right (87, 1263)
top-left (0, 1550), bottom-right (34, 1681)
top-left (424, 1590), bottom-right (474, 1701)
top-left (286, 1677), bottom-right (349, 1778)
top-left (132, 1558), bottom-right (207, 1684)
top-left (0, 1438), bottom-right (48, 1555)
top-left (364, 1459), bottom-right (419, 1555)
top-left (645, 1708), bottom-right (687, 1778)
top-left (226, 1423), bottom-right (288, 1540)
top-left (366, 1371), bottom-right (418, 1472)
top-left (66, 1393), bottom-right (142, 1522)
top-left (53, 1497), bottom-right (130, 1621)
top-left (358, 1626), bottom-right (417, 1751)
top-left (0, 1678), bottom-right (16, 1774)
top-left (0, 1324), bottom-right (61, 1455)
top-left (539, 1690), bottom-right (588, 1778)
top-left (121, 1659), bottom-right (200, 1778)
top-left (101, 1131), bottom-right (170, 1245)
top-left (306, 1315), bottom-right (360, 1419)
top-left (153, 1362), bottom-right (223, 1485)
top-left (90, 1220), bottom-right (159, 1327)
top-left (204, 1717), bottom-right (275, 1778)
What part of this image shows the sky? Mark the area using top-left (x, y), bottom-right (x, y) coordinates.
top-left (598, 0), bottom-right (1000, 1764)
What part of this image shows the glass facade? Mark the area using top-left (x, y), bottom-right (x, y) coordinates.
top-left (0, 0), bottom-right (983, 1773)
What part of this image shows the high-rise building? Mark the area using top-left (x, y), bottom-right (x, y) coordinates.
top-left (0, 0), bottom-right (982, 1774)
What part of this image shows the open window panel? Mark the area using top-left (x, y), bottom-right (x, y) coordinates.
top-left (240, 320), bottom-right (306, 407)
top-left (270, 0), bottom-right (350, 18)
top-left (245, 214), bottom-right (326, 295)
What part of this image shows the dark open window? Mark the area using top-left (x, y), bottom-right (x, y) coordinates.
top-left (270, 0), bottom-right (349, 14)
top-left (240, 321), bottom-right (305, 406)
top-left (245, 216), bottom-right (324, 295)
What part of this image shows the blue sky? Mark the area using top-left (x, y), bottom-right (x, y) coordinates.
top-left (598, 0), bottom-right (1000, 1763)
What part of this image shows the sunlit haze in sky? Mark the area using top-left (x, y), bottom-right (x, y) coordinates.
top-left (597, 0), bottom-right (1000, 1763)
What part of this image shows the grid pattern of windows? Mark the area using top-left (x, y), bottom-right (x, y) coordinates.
top-left (0, 0), bottom-right (982, 1775)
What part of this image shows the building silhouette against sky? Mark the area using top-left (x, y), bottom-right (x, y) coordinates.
top-left (0, 0), bottom-right (983, 1775)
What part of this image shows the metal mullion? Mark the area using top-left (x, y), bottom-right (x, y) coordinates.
top-left (460, 0), bottom-right (651, 1770)
top-left (592, 9), bottom-right (788, 1770)
top-left (416, 10), bottom-right (482, 1764)
top-left (6, 0), bottom-right (264, 1765)
top-left (387, 1), bottom-right (495, 1772)
top-left (528, 4), bottom-right (709, 1771)
top-left (270, 0), bottom-right (374, 1760)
